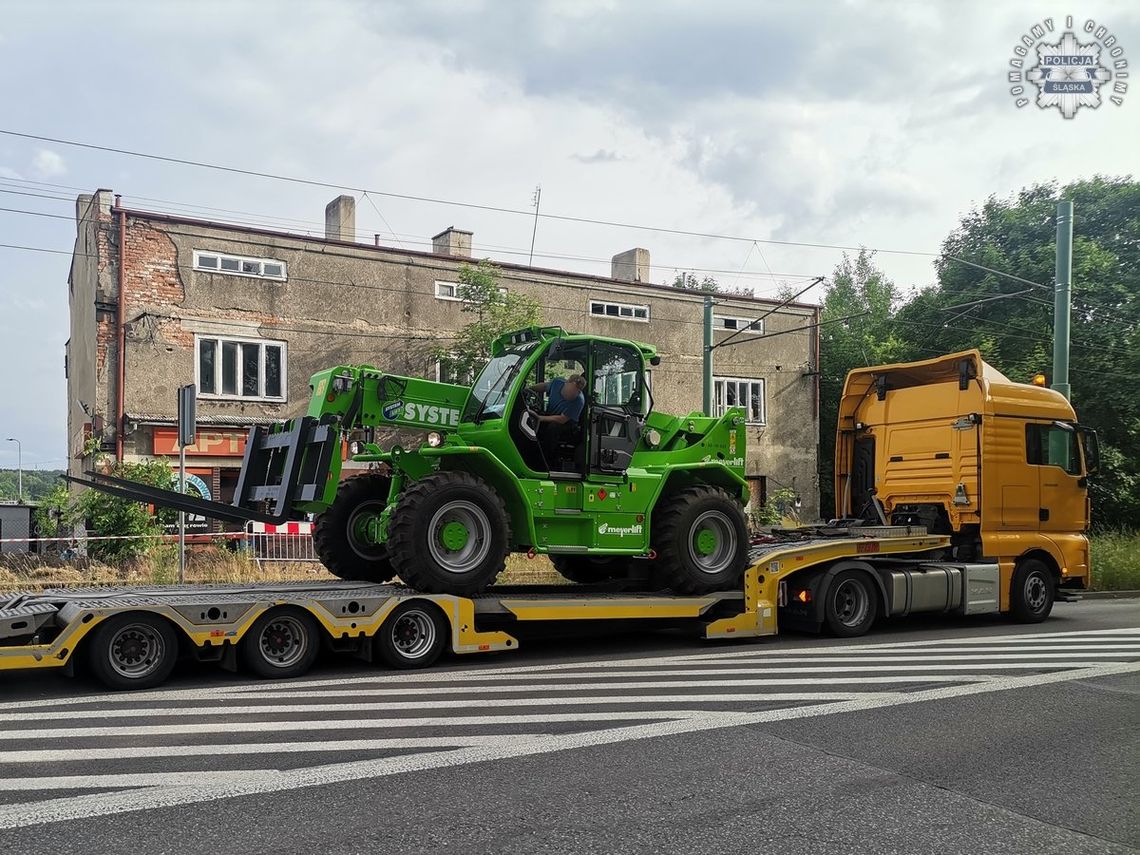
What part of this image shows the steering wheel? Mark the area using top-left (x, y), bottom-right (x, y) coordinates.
top-left (521, 386), bottom-right (542, 413)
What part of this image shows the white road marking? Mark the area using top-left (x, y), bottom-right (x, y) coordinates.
top-left (0, 679), bottom-right (982, 722)
top-left (0, 707), bottom-right (808, 742)
top-left (2, 628), bottom-right (1134, 711)
top-left (0, 771), bottom-right (288, 791)
top-left (1, 736), bottom-right (537, 764)
top-left (1, 660), bottom-right (1135, 830)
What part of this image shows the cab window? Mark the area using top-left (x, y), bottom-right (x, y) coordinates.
top-left (1026, 423), bottom-right (1081, 475)
top-left (592, 342), bottom-right (642, 408)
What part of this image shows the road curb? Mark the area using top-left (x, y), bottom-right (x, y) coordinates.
top-left (1081, 589), bottom-right (1140, 600)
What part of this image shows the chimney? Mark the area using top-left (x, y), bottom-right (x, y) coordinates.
top-left (432, 226), bottom-right (473, 258)
top-left (324, 195), bottom-right (356, 242)
top-left (611, 247), bottom-right (651, 283)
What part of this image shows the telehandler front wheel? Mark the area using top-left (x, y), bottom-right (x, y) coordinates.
top-left (314, 473), bottom-right (397, 583)
top-left (651, 486), bottom-right (748, 594)
top-left (388, 472), bottom-right (511, 595)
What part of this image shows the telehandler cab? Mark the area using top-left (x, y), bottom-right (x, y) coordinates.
top-left (71, 326), bottom-right (751, 595)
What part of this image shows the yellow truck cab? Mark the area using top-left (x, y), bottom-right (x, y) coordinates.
top-left (835, 350), bottom-right (1099, 616)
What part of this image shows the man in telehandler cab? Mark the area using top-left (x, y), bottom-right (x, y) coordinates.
top-left (526, 374), bottom-right (588, 468)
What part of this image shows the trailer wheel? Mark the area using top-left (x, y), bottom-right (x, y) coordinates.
top-left (240, 607), bottom-right (321, 679)
top-left (388, 472), bottom-right (511, 595)
top-left (85, 613), bottom-right (179, 691)
top-left (823, 570), bottom-right (879, 637)
top-left (651, 486), bottom-right (748, 594)
top-left (550, 555), bottom-right (629, 584)
top-left (314, 473), bottom-right (396, 583)
top-left (1010, 558), bottom-right (1055, 623)
top-left (375, 601), bottom-right (448, 669)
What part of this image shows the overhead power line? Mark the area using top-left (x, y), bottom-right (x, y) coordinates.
top-left (0, 128), bottom-right (1050, 290)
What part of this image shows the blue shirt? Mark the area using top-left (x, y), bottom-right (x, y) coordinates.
top-left (547, 377), bottom-right (585, 423)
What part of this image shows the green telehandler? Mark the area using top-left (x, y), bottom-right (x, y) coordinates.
top-left (70, 326), bottom-right (751, 595)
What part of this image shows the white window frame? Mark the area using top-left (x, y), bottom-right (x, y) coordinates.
top-left (714, 315), bottom-right (764, 335)
top-left (434, 281), bottom-right (461, 301)
top-left (193, 250), bottom-right (287, 281)
top-left (588, 299), bottom-right (650, 322)
top-left (713, 376), bottom-right (766, 425)
top-left (435, 354), bottom-right (476, 386)
top-left (195, 334), bottom-right (288, 402)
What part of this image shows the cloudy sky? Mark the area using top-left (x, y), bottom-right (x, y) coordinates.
top-left (0, 0), bottom-right (1136, 468)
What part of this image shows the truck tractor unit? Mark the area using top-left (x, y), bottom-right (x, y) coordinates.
top-left (828, 349), bottom-right (1098, 620)
top-left (71, 326), bottom-right (752, 596)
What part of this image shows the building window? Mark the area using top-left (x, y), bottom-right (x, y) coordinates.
top-left (589, 300), bottom-right (649, 322)
top-left (435, 281), bottom-right (461, 301)
top-left (196, 335), bottom-right (286, 401)
top-left (714, 376), bottom-right (765, 424)
top-left (194, 250), bottom-right (287, 281)
top-left (715, 315), bottom-right (764, 335)
top-left (436, 355), bottom-right (476, 386)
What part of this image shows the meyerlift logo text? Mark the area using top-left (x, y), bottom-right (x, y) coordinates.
top-left (1008, 15), bottom-right (1128, 118)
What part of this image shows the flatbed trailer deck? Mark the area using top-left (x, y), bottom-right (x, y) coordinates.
top-left (2, 529), bottom-right (1027, 690)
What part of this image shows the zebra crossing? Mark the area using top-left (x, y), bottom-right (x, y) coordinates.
top-left (1, 626), bottom-right (1138, 829)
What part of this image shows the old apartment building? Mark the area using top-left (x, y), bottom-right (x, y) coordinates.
top-left (66, 191), bottom-right (821, 522)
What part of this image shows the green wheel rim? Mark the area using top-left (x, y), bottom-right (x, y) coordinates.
top-left (440, 520), bottom-right (470, 551)
top-left (695, 527), bottom-right (718, 556)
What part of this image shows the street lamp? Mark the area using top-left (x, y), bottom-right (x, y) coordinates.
top-left (5, 438), bottom-right (21, 503)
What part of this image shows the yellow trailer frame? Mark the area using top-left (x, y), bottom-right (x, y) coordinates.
top-left (0, 531), bottom-right (948, 679)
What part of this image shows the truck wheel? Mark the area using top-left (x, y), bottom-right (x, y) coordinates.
top-left (240, 607), bottom-right (321, 679)
top-left (823, 569), bottom-right (879, 637)
top-left (375, 601), bottom-right (448, 669)
top-left (1010, 559), bottom-right (1055, 623)
top-left (85, 613), bottom-right (179, 691)
top-left (314, 473), bottom-right (396, 583)
top-left (388, 471), bottom-right (511, 595)
top-left (550, 555), bottom-right (629, 584)
top-left (651, 486), bottom-right (748, 594)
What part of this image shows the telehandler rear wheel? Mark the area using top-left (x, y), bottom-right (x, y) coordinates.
top-left (313, 473), bottom-right (397, 583)
top-left (388, 471), bottom-right (511, 595)
top-left (651, 486), bottom-right (748, 594)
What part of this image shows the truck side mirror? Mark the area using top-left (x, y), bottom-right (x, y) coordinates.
top-left (1078, 426), bottom-right (1100, 475)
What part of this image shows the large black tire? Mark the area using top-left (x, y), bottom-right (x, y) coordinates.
top-left (374, 601), bottom-right (449, 669)
top-left (650, 486), bottom-right (748, 594)
top-left (1010, 558), bottom-right (1055, 623)
top-left (822, 569), bottom-right (879, 637)
top-left (239, 606), bottom-right (321, 679)
top-left (550, 555), bottom-right (630, 584)
top-left (85, 613), bottom-right (179, 691)
top-left (314, 473), bottom-right (396, 583)
top-left (388, 471), bottom-right (511, 595)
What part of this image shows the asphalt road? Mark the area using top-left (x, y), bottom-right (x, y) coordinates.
top-left (1, 599), bottom-right (1137, 855)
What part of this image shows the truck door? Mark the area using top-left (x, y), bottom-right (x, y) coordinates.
top-left (1026, 421), bottom-right (1087, 532)
top-left (588, 341), bottom-right (645, 476)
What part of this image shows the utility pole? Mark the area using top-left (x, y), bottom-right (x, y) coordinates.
top-left (528, 185), bottom-right (542, 266)
top-left (5, 438), bottom-right (21, 502)
top-left (1053, 200), bottom-right (1073, 400)
top-left (702, 292), bottom-right (714, 415)
top-left (176, 384), bottom-right (196, 584)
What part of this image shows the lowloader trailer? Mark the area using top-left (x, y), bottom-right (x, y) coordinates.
top-left (1, 527), bottom-right (1051, 691)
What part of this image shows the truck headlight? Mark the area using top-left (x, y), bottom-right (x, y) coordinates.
top-left (427, 431), bottom-right (444, 447)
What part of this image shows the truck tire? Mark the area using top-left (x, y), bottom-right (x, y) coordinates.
top-left (1010, 558), bottom-right (1055, 623)
top-left (823, 569), bottom-right (879, 637)
top-left (314, 473), bottom-right (396, 583)
top-left (388, 471), bottom-right (511, 595)
top-left (239, 606), bottom-right (321, 679)
top-left (375, 601), bottom-right (448, 669)
top-left (651, 486), bottom-right (748, 594)
top-left (550, 555), bottom-right (629, 584)
top-left (85, 613), bottom-right (179, 691)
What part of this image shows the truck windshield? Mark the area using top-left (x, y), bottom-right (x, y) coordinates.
top-left (462, 346), bottom-right (534, 423)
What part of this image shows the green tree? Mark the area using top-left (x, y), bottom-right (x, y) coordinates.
top-left (892, 176), bottom-right (1140, 526)
top-left (670, 272), bottom-right (753, 297)
top-left (0, 469), bottom-right (66, 502)
top-left (72, 458), bottom-right (180, 562)
top-left (818, 250), bottom-right (907, 518)
top-left (435, 260), bottom-right (542, 382)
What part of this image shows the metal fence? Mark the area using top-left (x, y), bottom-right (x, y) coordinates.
top-left (245, 521), bottom-right (319, 564)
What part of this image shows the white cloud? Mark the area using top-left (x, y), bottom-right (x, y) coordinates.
top-left (32, 148), bottom-right (66, 177)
